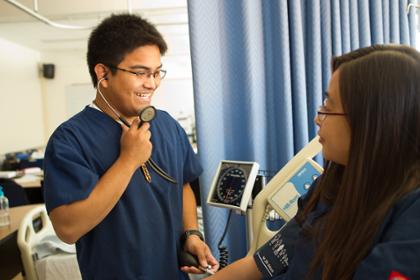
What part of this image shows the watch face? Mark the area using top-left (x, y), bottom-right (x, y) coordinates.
top-left (213, 166), bottom-right (247, 206)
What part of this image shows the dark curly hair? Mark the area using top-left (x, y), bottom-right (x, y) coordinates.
top-left (87, 13), bottom-right (168, 88)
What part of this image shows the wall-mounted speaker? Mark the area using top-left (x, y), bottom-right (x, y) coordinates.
top-left (42, 63), bottom-right (55, 79)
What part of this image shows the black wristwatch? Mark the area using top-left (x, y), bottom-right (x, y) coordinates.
top-left (180, 229), bottom-right (204, 246)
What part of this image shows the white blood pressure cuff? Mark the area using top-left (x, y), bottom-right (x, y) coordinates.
top-left (253, 219), bottom-right (301, 278)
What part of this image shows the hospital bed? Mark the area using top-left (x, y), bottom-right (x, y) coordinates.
top-left (17, 205), bottom-right (81, 280)
top-left (247, 137), bottom-right (323, 254)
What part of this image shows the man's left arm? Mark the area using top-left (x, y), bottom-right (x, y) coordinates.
top-left (181, 183), bottom-right (219, 274)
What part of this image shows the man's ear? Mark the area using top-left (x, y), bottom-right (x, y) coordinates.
top-left (94, 64), bottom-right (109, 85)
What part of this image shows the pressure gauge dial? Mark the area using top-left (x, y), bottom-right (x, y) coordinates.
top-left (216, 167), bottom-right (247, 206)
top-left (207, 161), bottom-right (259, 212)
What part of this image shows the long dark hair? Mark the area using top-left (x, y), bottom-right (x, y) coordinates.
top-left (297, 45), bottom-right (420, 279)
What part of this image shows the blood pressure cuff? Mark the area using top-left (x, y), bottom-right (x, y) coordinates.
top-left (253, 218), bottom-right (301, 278)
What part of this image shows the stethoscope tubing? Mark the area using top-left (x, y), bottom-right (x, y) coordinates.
top-left (96, 77), bottom-right (178, 184)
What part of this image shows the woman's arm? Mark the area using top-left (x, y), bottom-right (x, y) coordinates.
top-left (206, 255), bottom-right (262, 280)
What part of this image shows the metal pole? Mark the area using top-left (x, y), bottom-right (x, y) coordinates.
top-left (33, 0), bottom-right (38, 12)
top-left (127, 0), bottom-right (133, 14)
top-left (406, 2), bottom-right (420, 14)
top-left (4, 0), bottom-right (93, 29)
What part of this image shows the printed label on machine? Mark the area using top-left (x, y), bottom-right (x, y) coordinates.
top-left (268, 161), bottom-right (321, 220)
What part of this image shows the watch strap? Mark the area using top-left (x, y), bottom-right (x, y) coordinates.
top-left (181, 229), bottom-right (204, 246)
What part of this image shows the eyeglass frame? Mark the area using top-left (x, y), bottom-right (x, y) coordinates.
top-left (107, 64), bottom-right (167, 81)
top-left (316, 94), bottom-right (347, 122)
top-left (316, 110), bottom-right (347, 122)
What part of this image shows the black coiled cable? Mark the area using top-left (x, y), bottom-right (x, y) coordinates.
top-left (217, 210), bottom-right (233, 269)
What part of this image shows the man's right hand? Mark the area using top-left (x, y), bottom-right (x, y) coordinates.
top-left (50, 118), bottom-right (153, 244)
top-left (119, 118), bottom-right (152, 169)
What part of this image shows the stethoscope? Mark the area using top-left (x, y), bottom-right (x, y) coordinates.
top-left (95, 77), bottom-right (177, 184)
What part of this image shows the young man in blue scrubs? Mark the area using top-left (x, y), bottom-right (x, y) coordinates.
top-left (43, 14), bottom-right (218, 279)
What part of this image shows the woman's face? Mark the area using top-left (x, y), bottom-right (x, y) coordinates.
top-left (315, 70), bottom-right (351, 165)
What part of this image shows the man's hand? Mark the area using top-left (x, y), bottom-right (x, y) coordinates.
top-left (119, 118), bottom-right (152, 170)
top-left (180, 235), bottom-right (220, 275)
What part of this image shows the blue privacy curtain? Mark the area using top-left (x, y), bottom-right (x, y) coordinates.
top-left (187, 0), bottom-right (417, 263)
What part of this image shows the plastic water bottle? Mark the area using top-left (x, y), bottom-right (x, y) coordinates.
top-left (0, 186), bottom-right (10, 227)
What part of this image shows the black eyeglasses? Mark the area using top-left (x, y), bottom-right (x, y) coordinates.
top-left (316, 96), bottom-right (346, 122)
top-left (316, 111), bottom-right (347, 122)
top-left (107, 65), bottom-right (167, 81)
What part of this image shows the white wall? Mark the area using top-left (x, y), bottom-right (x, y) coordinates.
top-left (0, 38), bottom-right (195, 155)
top-left (0, 38), bottom-right (45, 154)
top-left (41, 50), bottom-right (92, 137)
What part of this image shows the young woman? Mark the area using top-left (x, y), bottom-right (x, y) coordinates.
top-left (207, 45), bottom-right (420, 280)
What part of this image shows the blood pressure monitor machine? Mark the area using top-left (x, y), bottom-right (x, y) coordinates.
top-left (206, 137), bottom-right (323, 255)
top-left (207, 160), bottom-right (260, 213)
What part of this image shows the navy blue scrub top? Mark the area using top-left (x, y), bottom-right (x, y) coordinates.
top-left (254, 183), bottom-right (420, 280)
top-left (44, 107), bottom-right (203, 279)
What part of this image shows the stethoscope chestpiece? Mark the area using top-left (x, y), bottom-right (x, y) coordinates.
top-left (140, 106), bottom-right (156, 122)
top-left (138, 106), bottom-right (156, 127)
